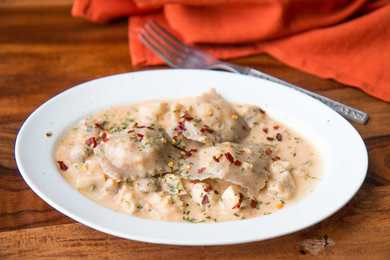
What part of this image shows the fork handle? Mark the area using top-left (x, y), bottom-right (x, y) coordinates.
top-left (211, 63), bottom-right (368, 124)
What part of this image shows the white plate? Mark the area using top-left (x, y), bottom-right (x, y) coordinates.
top-left (15, 69), bottom-right (367, 245)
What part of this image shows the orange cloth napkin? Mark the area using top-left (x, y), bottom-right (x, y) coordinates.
top-left (72, 0), bottom-right (390, 102)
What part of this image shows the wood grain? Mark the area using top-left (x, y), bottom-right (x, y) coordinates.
top-left (0, 1), bottom-right (389, 259)
top-left (1, 184), bottom-right (390, 259)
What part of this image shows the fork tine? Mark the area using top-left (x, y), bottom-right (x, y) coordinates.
top-left (143, 23), bottom-right (185, 59)
top-left (146, 20), bottom-right (189, 52)
top-left (138, 30), bottom-right (179, 67)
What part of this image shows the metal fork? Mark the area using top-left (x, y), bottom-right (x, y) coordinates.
top-left (139, 20), bottom-right (368, 124)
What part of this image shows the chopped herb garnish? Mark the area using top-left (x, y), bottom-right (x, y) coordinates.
top-left (303, 160), bottom-right (313, 166)
top-left (182, 216), bottom-right (205, 223)
top-left (304, 173), bottom-right (318, 180)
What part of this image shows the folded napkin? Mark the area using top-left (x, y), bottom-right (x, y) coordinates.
top-left (72, 0), bottom-right (390, 102)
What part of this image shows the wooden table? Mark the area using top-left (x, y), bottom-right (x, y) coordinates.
top-left (1, 1), bottom-right (390, 259)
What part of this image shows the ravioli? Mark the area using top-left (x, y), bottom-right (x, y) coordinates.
top-left (181, 142), bottom-right (270, 196)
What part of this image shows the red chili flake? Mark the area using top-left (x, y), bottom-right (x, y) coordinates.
top-left (201, 195), bottom-right (209, 205)
top-left (272, 156), bottom-right (281, 161)
top-left (101, 132), bottom-right (109, 142)
top-left (200, 125), bottom-right (214, 134)
top-left (250, 199), bottom-right (258, 209)
top-left (178, 121), bottom-right (186, 130)
top-left (262, 128), bottom-right (269, 134)
top-left (181, 112), bottom-right (193, 121)
top-left (57, 161), bottom-right (68, 171)
top-left (276, 133), bottom-right (283, 142)
top-left (234, 160), bottom-right (242, 166)
top-left (175, 121), bottom-right (186, 132)
top-left (85, 137), bottom-right (97, 148)
top-left (273, 125), bottom-right (280, 130)
top-left (204, 185), bottom-right (212, 192)
top-left (134, 122), bottom-right (145, 129)
top-left (214, 190), bottom-right (219, 195)
top-left (232, 202), bottom-right (241, 209)
top-left (242, 125), bottom-right (248, 131)
top-left (94, 123), bottom-right (105, 130)
top-left (265, 148), bottom-right (273, 156)
top-left (232, 193), bottom-right (244, 209)
top-left (136, 133), bottom-right (144, 141)
top-left (224, 152), bottom-right (235, 163)
top-left (197, 167), bottom-right (206, 174)
top-left (266, 137), bottom-right (274, 141)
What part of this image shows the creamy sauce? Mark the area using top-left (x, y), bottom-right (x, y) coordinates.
top-left (55, 90), bottom-right (321, 223)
